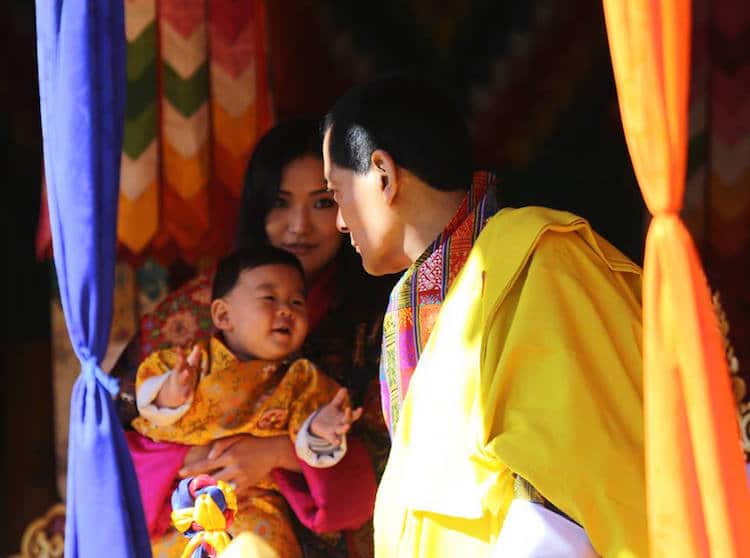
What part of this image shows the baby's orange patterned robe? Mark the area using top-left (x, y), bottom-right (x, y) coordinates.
top-left (132, 336), bottom-right (341, 558)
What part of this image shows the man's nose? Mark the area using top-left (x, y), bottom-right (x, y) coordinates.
top-left (336, 208), bottom-right (349, 233)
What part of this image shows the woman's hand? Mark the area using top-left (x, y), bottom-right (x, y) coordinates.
top-left (183, 444), bottom-right (211, 468)
top-left (178, 434), bottom-right (301, 502)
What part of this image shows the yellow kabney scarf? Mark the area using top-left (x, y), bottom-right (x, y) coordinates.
top-left (375, 207), bottom-right (646, 557)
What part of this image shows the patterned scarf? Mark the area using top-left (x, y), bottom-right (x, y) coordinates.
top-left (379, 172), bottom-right (498, 436)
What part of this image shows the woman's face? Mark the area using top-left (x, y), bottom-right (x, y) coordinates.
top-left (265, 155), bottom-right (343, 281)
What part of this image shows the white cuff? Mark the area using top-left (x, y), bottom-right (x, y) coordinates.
top-left (135, 369), bottom-right (193, 427)
top-left (294, 410), bottom-right (347, 468)
top-left (495, 500), bottom-right (598, 557)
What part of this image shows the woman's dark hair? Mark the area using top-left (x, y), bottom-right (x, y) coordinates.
top-left (211, 245), bottom-right (306, 300)
top-left (323, 74), bottom-right (473, 192)
top-left (236, 118), bottom-right (323, 250)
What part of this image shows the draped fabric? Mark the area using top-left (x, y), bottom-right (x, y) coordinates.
top-left (685, 0), bottom-right (750, 460)
top-left (119, 0), bottom-right (272, 264)
top-left (379, 172), bottom-right (497, 435)
top-left (35, 1), bottom-right (151, 556)
top-left (41, 3), bottom-right (274, 513)
top-left (602, 2), bottom-right (750, 556)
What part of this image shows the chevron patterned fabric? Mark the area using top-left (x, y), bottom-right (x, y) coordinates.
top-left (120, 0), bottom-right (159, 255)
top-left (118, 0), bottom-right (272, 264)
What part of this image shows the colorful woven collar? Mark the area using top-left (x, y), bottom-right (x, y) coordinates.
top-left (379, 171), bottom-right (498, 436)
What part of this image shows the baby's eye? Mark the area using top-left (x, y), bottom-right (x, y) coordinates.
top-left (291, 298), bottom-right (306, 307)
top-left (261, 295), bottom-right (275, 301)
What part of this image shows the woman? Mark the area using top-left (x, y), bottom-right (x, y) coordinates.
top-left (119, 118), bottom-right (394, 558)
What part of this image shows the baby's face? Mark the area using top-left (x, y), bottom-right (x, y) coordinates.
top-left (221, 264), bottom-right (308, 361)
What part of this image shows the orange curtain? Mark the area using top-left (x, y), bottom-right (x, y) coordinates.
top-left (602, 2), bottom-right (750, 556)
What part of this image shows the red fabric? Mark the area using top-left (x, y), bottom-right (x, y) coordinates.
top-left (271, 437), bottom-right (376, 534)
top-left (305, 261), bottom-right (337, 332)
top-left (36, 169), bottom-right (52, 261)
top-left (126, 430), bottom-right (191, 538)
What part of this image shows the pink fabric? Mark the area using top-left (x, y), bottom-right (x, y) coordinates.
top-left (272, 437), bottom-right (376, 534)
top-left (125, 431), bottom-right (191, 538)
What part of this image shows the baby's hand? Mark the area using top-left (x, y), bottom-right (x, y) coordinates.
top-left (310, 388), bottom-right (363, 447)
top-left (155, 345), bottom-right (201, 409)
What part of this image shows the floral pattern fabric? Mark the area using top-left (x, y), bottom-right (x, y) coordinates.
top-left (139, 271), bottom-right (215, 358)
top-left (133, 336), bottom-right (342, 558)
top-left (132, 336), bottom-right (341, 446)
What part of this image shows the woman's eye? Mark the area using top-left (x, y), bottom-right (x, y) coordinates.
top-left (314, 197), bottom-right (336, 209)
top-left (272, 197), bottom-right (287, 209)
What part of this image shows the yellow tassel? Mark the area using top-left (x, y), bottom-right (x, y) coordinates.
top-left (173, 480), bottom-right (238, 558)
top-left (171, 508), bottom-right (196, 534)
top-left (179, 530), bottom-right (233, 558)
top-left (193, 493), bottom-right (227, 531)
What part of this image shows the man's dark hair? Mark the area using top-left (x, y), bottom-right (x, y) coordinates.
top-left (323, 75), bottom-right (473, 192)
top-left (211, 245), bottom-right (306, 300)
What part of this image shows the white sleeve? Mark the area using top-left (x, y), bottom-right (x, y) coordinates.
top-left (135, 369), bottom-right (193, 427)
top-left (294, 410), bottom-right (347, 468)
top-left (494, 500), bottom-right (599, 557)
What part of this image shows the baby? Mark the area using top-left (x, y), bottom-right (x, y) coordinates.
top-left (131, 246), bottom-right (361, 558)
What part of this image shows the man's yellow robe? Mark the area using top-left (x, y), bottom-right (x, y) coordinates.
top-left (374, 207), bottom-right (646, 557)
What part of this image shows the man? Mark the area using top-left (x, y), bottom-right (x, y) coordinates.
top-left (323, 75), bottom-right (646, 557)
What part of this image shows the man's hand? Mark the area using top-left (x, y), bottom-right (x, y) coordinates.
top-left (310, 388), bottom-right (363, 446)
top-left (155, 345), bottom-right (201, 409)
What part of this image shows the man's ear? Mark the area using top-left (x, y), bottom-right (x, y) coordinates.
top-left (211, 298), bottom-right (232, 332)
top-left (371, 149), bottom-right (399, 206)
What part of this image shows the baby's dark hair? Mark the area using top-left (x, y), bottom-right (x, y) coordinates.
top-left (211, 245), bottom-right (306, 300)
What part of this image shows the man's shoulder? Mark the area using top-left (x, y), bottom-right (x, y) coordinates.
top-left (468, 206), bottom-right (587, 283)
top-left (476, 206), bottom-right (640, 276)
top-left (478, 206), bottom-right (586, 244)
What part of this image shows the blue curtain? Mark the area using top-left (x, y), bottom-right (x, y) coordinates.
top-left (35, 1), bottom-right (151, 556)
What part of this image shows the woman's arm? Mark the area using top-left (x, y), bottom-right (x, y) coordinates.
top-left (178, 434), bottom-right (301, 501)
top-left (273, 436), bottom-right (377, 533)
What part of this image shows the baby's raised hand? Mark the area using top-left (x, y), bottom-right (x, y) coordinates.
top-left (155, 345), bottom-right (202, 409)
top-left (310, 388), bottom-right (363, 447)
